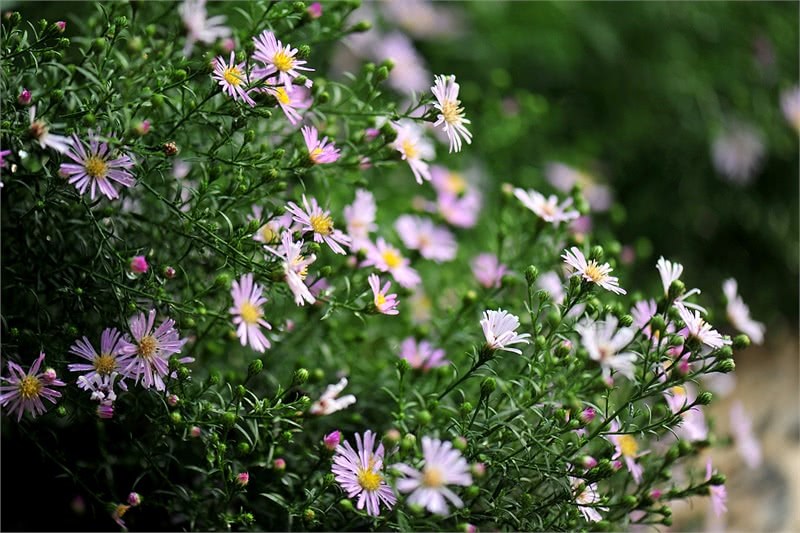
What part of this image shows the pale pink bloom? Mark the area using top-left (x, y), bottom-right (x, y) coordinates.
top-left (0, 352), bottom-right (65, 421)
top-left (562, 247), bottom-right (626, 295)
top-left (399, 337), bottom-right (448, 370)
top-left (121, 309), bottom-right (191, 391)
top-left (0, 149), bottom-right (11, 169)
top-left (576, 317), bottom-right (637, 381)
top-left (236, 472), bottom-right (249, 486)
top-left (310, 378), bottom-right (356, 415)
top-left (60, 131), bottom-right (135, 200)
top-left (435, 189), bottom-right (482, 228)
top-left (513, 188), bottom-right (580, 224)
top-left (332, 430), bottom-right (396, 516)
top-left (722, 278), bottom-right (765, 344)
top-left (229, 273), bottom-right (272, 352)
top-left (781, 86), bottom-right (800, 131)
top-left (430, 165), bottom-right (471, 197)
top-left (76, 372), bottom-right (120, 418)
top-left (250, 209), bottom-right (293, 245)
top-left (28, 105), bottom-right (72, 153)
top-left (324, 430), bottom-right (341, 451)
top-left (369, 273), bottom-right (399, 315)
top-left (264, 80), bottom-right (312, 125)
top-left (431, 74), bottom-right (471, 153)
top-left (606, 420), bottom-right (646, 484)
top-left (656, 257), bottom-right (706, 312)
top-left (729, 401), bottom-right (762, 468)
top-left (252, 30), bottom-right (313, 89)
top-left (362, 238), bottom-right (421, 288)
top-left (630, 299), bottom-right (657, 335)
top-left (307, 2), bottom-right (323, 19)
top-left (663, 384), bottom-right (708, 442)
top-left (301, 125), bottom-right (340, 164)
top-left (711, 123), bottom-right (765, 185)
top-left (130, 255), bottom-right (148, 274)
top-left (570, 215), bottom-right (593, 236)
top-left (68, 328), bottom-right (133, 389)
top-left (344, 189), bottom-right (377, 251)
top-left (394, 437), bottom-right (472, 515)
top-left (393, 121), bottom-right (434, 184)
top-left (212, 52), bottom-right (256, 107)
top-left (128, 492), bottom-right (142, 507)
top-left (179, 0), bottom-right (231, 56)
top-left (480, 309), bottom-right (531, 355)
top-left (306, 275), bottom-right (329, 298)
top-left (377, 32), bottom-right (431, 94)
top-left (286, 195), bottom-right (350, 254)
top-left (18, 88), bottom-right (31, 105)
top-left (471, 253), bottom-right (507, 289)
top-left (706, 459), bottom-right (727, 517)
top-left (676, 303), bottom-right (731, 353)
top-left (265, 232), bottom-right (317, 306)
top-left (545, 162), bottom-right (612, 212)
top-left (570, 476), bottom-right (606, 523)
top-left (394, 215), bottom-right (457, 262)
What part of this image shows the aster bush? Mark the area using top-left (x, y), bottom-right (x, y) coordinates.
top-left (0, 1), bottom-right (776, 531)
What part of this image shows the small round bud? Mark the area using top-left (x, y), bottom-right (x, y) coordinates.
top-left (236, 472), bottom-right (250, 486)
top-left (668, 279), bottom-right (685, 300)
top-left (480, 377), bottom-right (496, 396)
top-left (127, 492), bottom-right (142, 507)
top-left (709, 473), bottom-right (726, 486)
top-left (619, 314), bottom-right (634, 328)
top-left (303, 509), bottom-right (315, 522)
top-left (170, 411), bottom-right (182, 424)
top-left (214, 272), bottom-right (231, 288)
top-left (162, 141), bottom-right (179, 156)
top-left (167, 394), bottom-right (179, 407)
top-left (460, 401), bottom-right (473, 415)
top-left (130, 255), bottom-right (149, 274)
top-left (273, 458), bottom-right (286, 471)
top-left (339, 498), bottom-right (354, 511)
top-left (695, 391), bottom-right (713, 406)
top-left (525, 265), bottom-right (539, 285)
top-left (350, 20), bottom-right (372, 32)
top-left (396, 358), bottom-right (411, 374)
top-left (732, 334), bottom-right (750, 350)
top-left (297, 44), bottom-right (311, 59)
top-left (42, 368), bottom-right (58, 384)
top-left (375, 66), bottom-right (390, 82)
top-left (401, 433), bottom-right (416, 451)
top-left (546, 309), bottom-right (561, 328)
top-left (221, 411), bottom-right (237, 427)
top-left (649, 315), bottom-right (666, 335)
top-left (56, 406), bottom-right (68, 417)
top-left (247, 359), bottom-right (264, 377)
top-left (717, 345), bottom-right (734, 359)
top-left (91, 38), bottom-right (107, 53)
top-left (716, 359), bottom-right (736, 373)
top-left (582, 456), bottom-right (598, 469)
top-left (589, 245), bottom-right (604, 262)
top-left (237, 442), bottom-right (251, 455)
top-left (463, 289), bottom-right (478, 305)
top-left (453, 436), bottom-right (468, 451)
top-left (678, 440), bottom-right (693, 457)
top-left (235, 385), bottom-right (247, 398)
top-left (190, 426), bottom-right (201, 438)
top-left (416, 409), bottom-right (432, 426)
top-left (623, 495), bottom-right (638, 507)
top-left (293, 368), bottom-right (309, 385)
top-left (17, 88), bottom-right (31, 106)
top-left (323, 430), bottom-right (341, 451)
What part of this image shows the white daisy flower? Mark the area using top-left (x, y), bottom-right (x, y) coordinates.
top-left (576, 316), bottom-right (637, 380)
top-left (513, 188), bottom-right (580, 224)
top-left (562, 247), bottom-right (626, 295)
top-left (393, 120), bottom-right (434, 184)
top-left (310, 377), bottom-right (356, 415)
top-left (480, 309), bottom-right (531, 355)
top-left (675, 303), bottom-right (731, 353)
top-left (431, 74), bottom-right (472, 153)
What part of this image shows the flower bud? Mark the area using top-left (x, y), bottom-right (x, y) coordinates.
top-left (162, 141), bottom-right (179, 157)
top-left (18, 88), bottom-right (31, 105)
top-left (323, 430), bottom-right (341, 451)
top-left (383, 428), bottom-right (401, 447)
top-left (237, 442), bottom-right (251, 456)
top-left (716, 358), bottom-right (735, 373)
top-left (293, 368), bottom-right (309, 385)
top-left (350, 20), bottom-right (372, 32)
top-left (460, 401), bottom-right (473, 415)
top-left (480, 377), bottom-right (496, 397)
top-left (694, 391), bottom-right (713, 406)
top-left (471, 462), bottom-right (486, 478)
top-left (167, 394), bottom-right (179, 407)
top-left (190, 426), bottom-right (201, 438)
top-left (375, 66), bottom-right (390, 83)
top-left (732, 334), bottom-right (750, 350)
top-left (396, 358), bottom-right (411, 375)
top-left (91, 37), bottom-right (106, 53)
top-left (709, 473), bottom-right (726, 486)
top-left (582, 455), bottom-right (598, 469)
top-left (307, 2), bottom-right (323, 19)
top-left (453, 436), bottom-right (468, 451)
top-left (589, 245), bottom-right (604, 262)
top-left (649, 315), bottom-right (666, 336)
top-left (401, 433), bottom-right (416, 451)
top-left (248, 359), bottom-right (264, 377)
top-left (619, 314), bottom-right (634, 328)
top-left (42, 368), bottom-right (58, 383)
top-left (236, 472), bottom-right (249, 486)
top-left (273, 458), bottom-right (286, 471)
top-left (668, 280), bottom-right (685, 300)
top-left (338, 498), bottom-right (354, 511)
top-left (524, 265), bottom-right (539, 285)
top-left (170, 411), bottom-right (182, 424)
top-left (416, 409), bottom-right (432, 426)
top-left (221, 411), bottom-right (237, 427)
top-left (130, 255), bottom-right (148, 274)
top-left (580, 407), bottom-right (596, 424)
top-left (127, 492), bottom-right (142, 507)
top-left (380, 121), bottom-right (397, 142)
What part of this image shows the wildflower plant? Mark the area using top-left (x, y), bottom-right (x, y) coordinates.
top-left (0, 2), bottom-right (764, 531)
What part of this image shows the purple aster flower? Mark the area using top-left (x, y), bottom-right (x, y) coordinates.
top-left (0, 352), bottom-right (65, 421)
top-left (68, 327), bottom-right (133, 390)
top-left (212, 52), bottom-right (256, 107)
top-left (361, 238), bottom-right (421, 288)
top-left (286, 195), bottom-right (351, 254)
top-left (252, 30), bottom-right (314, 89)
top-left (180, 0), bottom-right (231, 57)
top-left (471, 253), bottom-right (507, 289)
top-left (399, 337), bottom-right (448, 371)
top-left (229, 273), bottom-right (272, 353)
top-left (60, 131), bottom-right (135, 200)
top-left (394, 215), bottom-right (457, 262)
top-left (332, 430), bottom-right (396, 516)
top-left (121, 309), bottom-right (190, 391)
top-left (605, 420), bottom-right (646, 484)
top-left (301, 125), bottom-right (340, 164)
top-left (369, 273), bottom-right (399, 315)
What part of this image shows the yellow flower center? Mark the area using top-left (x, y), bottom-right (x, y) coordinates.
top-left (441, 99), bottom-right (462, 125)
top-left (309, 213), bottom-right (334, 235)
top-left (445, 172), bottom-right (467, 195)
top-left (618, 435), bottom-right (638, 457)
top-left (356, 468), bottom-right (382, 492)
top-left (240, 302), bottom-right (261, 325)
top-left (274, 87), bottom-right (290, 105)
top-left (291, 256), bottom-right (309, 280)
top-left (259, 224), bottom-right (279, 243)
top-left (272, 50), bottom-right (294, 72)
top-left (401, 139), bottom-right (418, 160)
top-left (115, 504), bottom-right (130, 518)
top-left (375, 293), bottom-right (386, 307)
top-left (381, 249), bottom-right (403, 269)
top-left (84, 155), bottom-right (108, 179)
top-left (138, 335), bottom-right (158, 359)
top-left (584, 261), bottom-right (605, 283)
top-left (309, 147), bottom-right (323, 162)
top-left (671, 386), bottom-right (686, 397)
top-left (422, 466), bottom-right (444, 488)
top-left (19, 375), bottom-right (42, 399)
top-left (223, 65), bottom-right (244, 87)
top-left (94, 353), bottom-right (117, 375)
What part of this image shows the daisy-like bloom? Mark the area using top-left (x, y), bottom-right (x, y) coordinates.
top-left (431, 74), bottom-right (472, 153)
top-left (211, 52), bottom-right (256, 107)
top-left (252, 30), bottom-right (313, 89)
top-left (265, 81), bottom-right (311, 125)
top-left (729, 400), bottom-right (762, 468)
top-left (369, 273), bottom-right (399, 315)
top-left (722, 278), bottom-right (765, 344)
top-left (332, 431), bottom-right (396, 516)
top-left (577, 316), bottom-right (637, 381)
top-left (436, 188), bottom-right (482, 228)
top-left (711, 123), bottom-right (765, 185)
top-left (630, 299), bottom-right (658, 336)
top-left (344, 189), bottom-right (377, 252)
top-left (362, 238), bottom-right (421, 288)
top-left (394, 215), bottom-right (457, 262)
top-left (76, 372), bottom-right (120, 419)
top-left (179, 0), bottom-right (231, 56)
top-left (430, 165), bottom-right (470, 197)
top-left (394, 437), bottom-right (473, 515)
top-left (130, 255), bottom-right (148, 274)
top-left (265, 232), bottom-right (317, 306)
top-left (378, 32), bottom-right (431, 94)
top-left (112, 504), bottom-right (131, 529)
top-left (301, 125), bottom-right (341, 164)
top-left (546, 162), bottom-right (612, 212)
top-left (393, 121), bottom-right (435, 184)
top-left (0, 353), bottom-right (65, 421)
top-left (286, 195), bottom-right (351, 254)
top-left (562, 247), bottom-right (626, 295)
top-left (570, 476), bottom-right (606, 523)
top-left (229, 273), bottom-right (272, 353)
top-left (68, 328), bottom-right (133, 390)
top-left (28, 106), bottom-right (72, 154)
top-left (480, 309), bottom-right (531, 355)
top-left (781, 85), bottom-right (800, 131)
top-left (605, 420), bottom-right (645, 484)
top-left (471, 253), bottom-right (507, 289)
top-left (399, 337), bottom-right (448, 371)
top-left (656, 257), bottom-right (706, 312)
top-left (248, 206), bottom-right (293, 245)
top-left (663, 384), bottom-right (708, 442)
top-left (513, 188), bottom-right (580, 224)
top-left (676, 303), bottom-right (731, 353)
top-left (310, 378), bottom-right (357, 415)
top-left (60, 132), bottom-right (135, 200)
top-left (121, 309), bottom-right (190, 391)
top-left (706, 459), bottom-right (727, 517)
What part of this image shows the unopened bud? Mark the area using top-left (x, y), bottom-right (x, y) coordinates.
top-left (17, 88), bottom-right (31, 105)
top-left (695, 391), bottom-right (713, 406)
top-left (248, 359), bottom-right (264, 377)
top-left (480, 377), bottom-right (496, 397)
top-left (293, 368), bottom-right (309, 385)
top-left (716, 359), bottom-right (735, 373)
top-left (127, 492), bottom-right (141, 507)
top-left (525, 265), bottom-right (539, 285)
top-left (236, 472), bottom-right (250, 486)
top-left (323, 430), bottom-right (341, 451)
top-left (732, 334), bottom-right (750, 350)
top-left (273, 458), bottom-right (286, 471)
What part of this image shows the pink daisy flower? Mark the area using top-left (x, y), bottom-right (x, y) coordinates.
top-left (121, 309), bottom-right (190, 391)
top-left (513, 188), bottom-right (580, 224)
top-left (332, 430), bottom-right (396, 516)
top-left (286, 195), bottom-right (351, 254)
top-left (301, 125), bottom-right (341, 164)
top-left (431, 74), bottom-right (472, 153)
top-left (60, 131), bottom-right (135, 200)
top-left (480, 309), bottom-right (531, 355)
top-left (377, 32), bottom-right (431, 94)
top-left (562, 247), bottom-right (626, 295)
top-left (605, 420), bottom-right (646, 484)
top-left (630, 299), bottom-right (658, 336)
top-left (435, 188), bottom-right (482, 228)
top-left (576, 316), bottom-right (637, 381)
top-left (264, 81), bottom-right (311, 125)
top-left (675, 303), bottom-right (731, 354)
top-left (77, 372), bottom-right (121, 419)
top-left (369, 273), bottom-right (399, 315)
top-left (706, 459), bottom-right (727, 517)
top-left (393, 121), bottom-right (434, 184)
top-left (252, 30), bottom-right (313, 89)
top-left (310, 378), bottom-right (357, 416)
top-left (0, 352), bottom-right (65, 421)
top-left (212, 52), bottom-right (256, 107)
top-left (471, 253), bottom-right (507, 289)
top-left (663, 384), bottom-right (708, 442)
top-left (179, 0), bottom-right (231, 56)
top-left (362, 238), bottom-right (421, 288)
top-left (394, 436), bottom-right (473, 515)
top-left (394, 215), bottom-right (457, 262)
top-left (265, 232), bottom-right (317, 306)
top-left (230, 273), bottom-right (272, 353)
top-left (344, 189), bottom-right (377, 252)
top-left (68, 327), bottom-right (133, 390)
top-left (656, 257), bottom-right (705, 312)
top-left (399, 337), bottom-right (448, 371)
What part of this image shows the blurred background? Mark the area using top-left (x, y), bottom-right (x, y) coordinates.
top-left (5, 1), bottom-right (799, 531)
